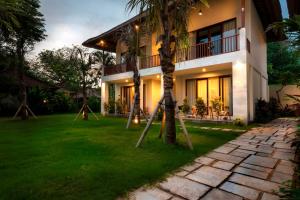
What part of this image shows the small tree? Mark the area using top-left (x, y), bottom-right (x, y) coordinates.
top-left (71, 46), bottom-right (100, 120)
top-left (181, 98), bottom-right (190, 114)
top-left (211, 97), bottom-right (222, 117)
top-left (195, 98), bottom-right (206, 119)
top-left (2, 0), bottom-right (46, 120)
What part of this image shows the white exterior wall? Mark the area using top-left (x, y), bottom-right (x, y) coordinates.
top-left (100, 0), bottom-right (268, 123)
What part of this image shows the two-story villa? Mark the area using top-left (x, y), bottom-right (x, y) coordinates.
top-left (83, 0), bottom-right (283, 123)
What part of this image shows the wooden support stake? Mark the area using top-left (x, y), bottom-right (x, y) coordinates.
top-left (158, 111), bottom-right (166, 139)
top-left (170, 90), bottom-right (193, 150)
top-left (140, 108), bottom-right (149, 122)
top-left (126, 93), bottom-right (137, 129)
top-left (13, 103), bottom-right (23, 119)
top-left (25, 105), bottom-right (38, 119)
top-left (74, 104), bottom-right (85, 121)
top-left (136, 95), bottom-right (165, 148)
top-left (87, 105), bottom-right (99, 120)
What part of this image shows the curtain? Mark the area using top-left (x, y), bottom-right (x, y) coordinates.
top-left (186, 80), bottom-right (196, 106)
top-left (197, 80), bottom-right (208, 106)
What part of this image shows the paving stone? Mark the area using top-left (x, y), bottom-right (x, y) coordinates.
top-left (206, 152), bottom-right (244, 164)
top-left (214, 146), bottom-right (236, 154)
top-left (239, 163), bottom-right (272, 173)
top-left (175, 170), bottom-right (189, 177)
top-left (239, 146), bottom-right (273, 154)
top-left (130, 188), bottom-right (172, 200)
top-left (212, 161), bottom-right (235, 170)
top-left (181, 162), bottom-right (202, 172)
top-left (261, 193), bottom-right (280, 200)
top-left (275, 164), bottom-right (294, 175)
top-left (224, 143), bottom-right (239, 148)
top-left (170, 197), bottom-right (184, 200)
top-left (274, 142), bottom-right (291, 149)
top-left (280, 160), bottom-right (297, 168)
top-left (201, 188), bottom-right (242, 200)
top-left (229, 173), bottom-right (280, 193)
top-left (194, 157), bottom-right (215, 165)
top-left (220, 181), bottom-right (259, 200)
top-left (271, 171), bottom-right (293, 184)
top-left (256, 152), bottom-right (271, 157)
top-left (233, 166), bottom-right (269, 179)
top-left (187, 166), bottom-right (231, 187)
top-left (243, 155), bottom-right (278, 168)
top-left (273, 151), bottom-right (295, 161)
top-left (159, 176), bottom-right (210, 200)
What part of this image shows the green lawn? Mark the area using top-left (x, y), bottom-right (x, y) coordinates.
top-left (0, 114), bottom-right (241, 200)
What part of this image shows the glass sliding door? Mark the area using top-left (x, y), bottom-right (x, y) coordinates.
top-left (186, 80), bottom-right (197, 106)
top-left (197, 79), bottom-right (208, 105)
top-left (208, 77), bottom-right (219, 107)
top-left (223, 20), bottom-right (237, 53)
top-left (220, 77), bottom-right (233, 115)
top-left (121, 86), bottom-right (134, 113)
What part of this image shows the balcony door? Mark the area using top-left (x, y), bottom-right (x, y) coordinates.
top-left (121, 86), bottom-right (134, 113)
top-left (196, 19), bottom-right (236, 58)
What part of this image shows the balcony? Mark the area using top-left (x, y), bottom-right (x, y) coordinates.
top-left (103, 61), bottom-right (135, 76)
top-left (141, 34), bottom-right (239, 69)
top-left (103, 35), bottom-right (239, 76)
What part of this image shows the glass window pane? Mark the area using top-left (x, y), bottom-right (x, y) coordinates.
top-left (186, 80), bottom-right (196, 106)
top-left (222, 77), bottom-right (232, 115)
top-left (197, 80), bottom-right (207, 106)
top-left (208, 77), bottom-right (220, 107)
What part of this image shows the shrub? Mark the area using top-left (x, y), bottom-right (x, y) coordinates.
top-left (115, 98), bottom-right (124, 114)
top-left (104, 100), bottom-right (115, 114)
top-left (181, 98), bottom-right (190, 114)
top-left (211, 97), bottom-right (223, 116)
top-left (195, 98), bottom-right (206, 118)
top-left (88, 96), bottom-right (100, 113)
top-left (233, 118), bottom-right (245, 127)
top-left (255, 98), bottom-right (273, 123)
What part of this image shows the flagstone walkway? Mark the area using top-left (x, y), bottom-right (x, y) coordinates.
top-left (126, 118), bottom-right (298, 200)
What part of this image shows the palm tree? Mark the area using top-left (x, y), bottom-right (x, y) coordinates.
top-left (93, 50), bottom-right (115, 67)
top-left (119, 25), bottom-right (141, 124)
top-left (0, 0), bottom-right (20, 34)
top-left (267, 15), bottom-right (300, 53)
top-left (127, 0), bottom-right (208, 144)
top-left (71, 46), bottom-right (100, 120)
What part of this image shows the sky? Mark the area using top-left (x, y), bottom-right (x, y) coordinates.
top-left (31, 0), bottom-right (289, 56)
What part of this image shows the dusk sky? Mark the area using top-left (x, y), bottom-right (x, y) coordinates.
top-left (32, 0), bottom-right (289, 56)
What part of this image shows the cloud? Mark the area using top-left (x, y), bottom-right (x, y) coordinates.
top-left (31, 0), bottom-right (136, 56)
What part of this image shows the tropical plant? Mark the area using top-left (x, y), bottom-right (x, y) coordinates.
top-left (0, 0), bottom-right (20, 34)
top-left (93, 51), bottom-right (115, 67)
top-left (181, 98), bottom-right (190, 114)
top-left (267, 15), bottom-right (300, 54)
top-left (211, 97), bottom-right (222, 116)
top-left (127, 0), bottom-right (209, 144)
top-left (119, 25), bottom-right (141, 124)
top-left (71, 46), bottom-right (100, 120)
top-left (3, 0), bottom-right (46, 120)
top-left (195, 98), bottom-right (206, 119)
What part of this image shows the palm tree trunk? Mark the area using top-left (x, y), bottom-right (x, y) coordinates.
top-left (82, 83), bottom-right (88, 120)
top-left (133, 67), bottom-right (141, 124)
top-left (17, 44), bottom-right (28, 120)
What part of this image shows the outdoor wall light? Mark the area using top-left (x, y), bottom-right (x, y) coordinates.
top-left (198, 9), bottom-right (203, 16)
top-left (125, 79), bottom-right (129, 83)
top-left (156, 75), bottom-right (160, 79)
top-left (134, 116), bottom-right (139, 124)
top-left (135, 25), bottom-right (139, 31)
top-left (202, 68), bottom-right (206, 72)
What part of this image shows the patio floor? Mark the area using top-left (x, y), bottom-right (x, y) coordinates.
top-left (126, 118), bottom-right (298, 200)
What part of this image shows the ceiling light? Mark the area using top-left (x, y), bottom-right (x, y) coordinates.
top-left (198, 10), bottom-right (203, 16)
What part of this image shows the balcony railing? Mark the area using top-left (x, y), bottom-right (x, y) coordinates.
top-left (141, 34), bottom-right (239, 69)
top-left (103, 35), bottom-right (239, 76)
top-left (103, 61), bottom-right (135, 76)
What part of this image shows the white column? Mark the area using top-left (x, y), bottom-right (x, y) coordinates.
top-left (101, 82), bottom-right (109, 115)
top-left (232, 27), bottom-right (249, 123)
top-left (160, 74), bottom-right (164, 96)
top-left (115, 84), bottom-right (121, 115)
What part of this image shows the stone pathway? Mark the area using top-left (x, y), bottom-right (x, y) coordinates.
top-left (126, 118), bottom-right (298, 200)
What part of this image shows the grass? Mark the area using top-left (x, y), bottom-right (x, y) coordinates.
top-left (0, 114), bottom-right (242, 200)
